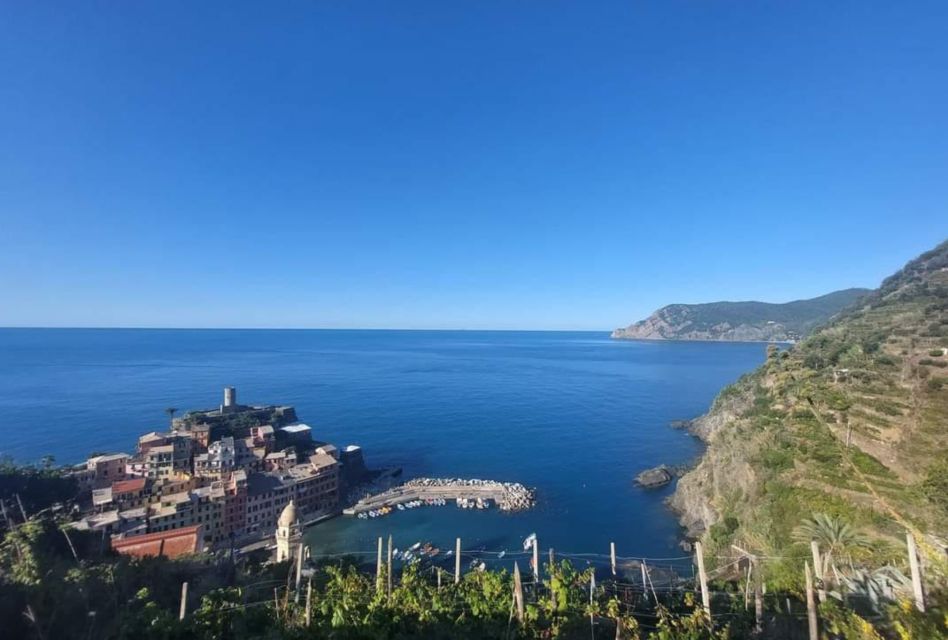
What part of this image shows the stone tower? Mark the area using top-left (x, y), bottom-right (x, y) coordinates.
top-left (275, 500), bottom-right (297, 562)
top-left (221, 386), bottom-right (237, 414)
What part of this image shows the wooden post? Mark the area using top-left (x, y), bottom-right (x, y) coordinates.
top-left (743, 562), bottom-right (752, 610)
top-left (810, 541), bottom-right (825, 602)
top-left (640, 561), bottom-right (649, 601)
top-left (15, 493), bottom-right (28, 522)
top-left (549, 547), bottom-right (555, 568)
top-left (179, 581), bottom-right (188, 621)
top-left (532, 539), bottom-right (539, 581)
top-left (645, 561), bottom-right (659, 604)
top-left (437, 567), bottom-right (442, 589)
top-left (305, 578), bottom-right (312, 626)
top-left (513, 561), bottom-right (524, 623)
top-left (62, 526), bottom-right (79, 562)
top-left (589, 570), bottom-right (596, 639)
top-left (846, 425), bottom-right (852, 448)
top-left (610, 542), bottom-right (617, 576)
top-left (694, 541), bottom-right (710, 617)
top-left (455, 537), bottom-right (461, 584)
top-left (754, 577), bottom-right (763, 636)
top-left (295, 542), bottom-right (304, 598)
top-left (805, 561), bottom-right (818, 640)
top-left (387, 534), bottom-right (393, 598)
top-left (906, 532), bottom-right (926, 613)
top-left (376, 536), bottom-right (383, 592)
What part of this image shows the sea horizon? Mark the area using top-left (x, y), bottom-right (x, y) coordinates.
top-left (0, 327), bottom-right (766, 560)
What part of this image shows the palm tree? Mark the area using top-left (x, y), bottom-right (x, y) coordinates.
top-left (165, 407), bottom-right (178, 426)
top-left (793, 513), bottom-right (871, 579)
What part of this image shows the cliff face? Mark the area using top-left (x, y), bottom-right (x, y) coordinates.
top-left (612, 289), bottom-right (869, 342)
top-left (668, 241), bottom-right (948, 569)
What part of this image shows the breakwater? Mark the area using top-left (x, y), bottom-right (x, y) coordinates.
top-left (343, 477), bottom-right (535, 515)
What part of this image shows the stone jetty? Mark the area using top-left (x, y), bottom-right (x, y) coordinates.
top-left (343, 477), bottom-right (535, 515)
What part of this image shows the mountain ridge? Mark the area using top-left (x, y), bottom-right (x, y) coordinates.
top-left (612, 288), bottom-right (870, 342)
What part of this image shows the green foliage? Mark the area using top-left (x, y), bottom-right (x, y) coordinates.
top-left (849, 450), bottom-right (896, 479)
top-left (920, 460), bottom-right (948, 511)
top-left (885, 595), bottom-right (948, 640)
top-left (0, 456), bottom-right (78, 514)
top-left (819, 599), bottom-right (884, 639)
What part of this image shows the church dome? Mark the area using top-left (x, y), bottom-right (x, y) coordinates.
top-left (278, 500), bottom-right (297, 527)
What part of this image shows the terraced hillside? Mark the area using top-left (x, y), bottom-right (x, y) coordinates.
top-left (671, 240), bottom-right (948, 585)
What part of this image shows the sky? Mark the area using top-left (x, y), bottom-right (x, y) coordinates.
top-left (1, 1), bottom-right (946, 330)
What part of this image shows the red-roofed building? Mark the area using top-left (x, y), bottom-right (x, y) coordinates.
top-left (111, 477), bottom-right (149, 510)
top-left (111, 525), bottom-right (204, 559)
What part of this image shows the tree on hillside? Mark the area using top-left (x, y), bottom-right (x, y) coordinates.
top-left (793, 513), bottom-right (871, 581)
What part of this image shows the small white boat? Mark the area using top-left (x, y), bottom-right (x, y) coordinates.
top-left (498, 550), bottom-right (506, 559)
top-left (397, 503), bottom-right (405, 511)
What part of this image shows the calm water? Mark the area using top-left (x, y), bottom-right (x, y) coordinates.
top-left (0, 329), bottom-right (764, 566)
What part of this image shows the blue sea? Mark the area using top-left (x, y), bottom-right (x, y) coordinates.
top-left (0, 329), bottom-right (764, 569)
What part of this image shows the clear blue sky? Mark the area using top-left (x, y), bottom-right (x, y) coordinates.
top-left (1, 2), bottom-right (946, 330)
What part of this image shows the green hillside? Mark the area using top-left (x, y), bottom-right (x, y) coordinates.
top-left (672, 240), bottom-right (948, 585)
top-left (613, 288), bottom-right (870, 342)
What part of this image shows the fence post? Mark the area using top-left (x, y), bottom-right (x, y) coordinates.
top-left (743, 562), bottom-right (751, 610)
top-left (387, 535), bottom-right (393, 598)
top-left (644, 560), bottom-right (659, 603)
top-left (588, 570), bottom-right (596, 638)
top-left (179, 581), bottom-right (188, 621)
top-left (513, 561), bottom-right (524, 623)
top-left (805, 561), bottom-right (818, 640)
top-left (376, 536), bottom-right (383, 592)
top-left (455, 537), bottom-right (461, 584)
top-left (640, 561), bottom-right (649, 601)
top-left (694, 541), bottom-right (710, 617)
top-left (754, 571), bottom-right (763, 636)
top-left (295, 543), bottom-right (304, 599)
top-left (906, 532), bottom-right (926, 613)
top-left (305, 578), bottom-right (312, 627)
top-left (15, 493), bottom-right (28, 522)
top-left (810, 540), bottom-right (825, 602)
top-left (532, 539), bottom-right (539, 581)
top-left (610, 542), bottom-right (616, 576)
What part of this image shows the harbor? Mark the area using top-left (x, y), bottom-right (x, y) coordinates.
top-left (343, 477), bottom-right (535, 517)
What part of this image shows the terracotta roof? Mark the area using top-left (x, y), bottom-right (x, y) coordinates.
top-left (112, 477), bottom-right (147, 494)
top-left (112, 525), bottom-right (203, 559)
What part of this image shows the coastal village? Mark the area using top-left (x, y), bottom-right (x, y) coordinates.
top-left (66, 386), bottom-right (535, 560)
top-left (68, 387), bottom-right (366, 556)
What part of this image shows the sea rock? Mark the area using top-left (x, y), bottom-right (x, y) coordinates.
top-left (635, 465), bottom-right (673, 488)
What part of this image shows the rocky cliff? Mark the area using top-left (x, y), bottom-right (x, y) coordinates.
top-left (668, 241), bottom-right (948, 576)
top-left (612, 288), bottom-right (869, 342)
